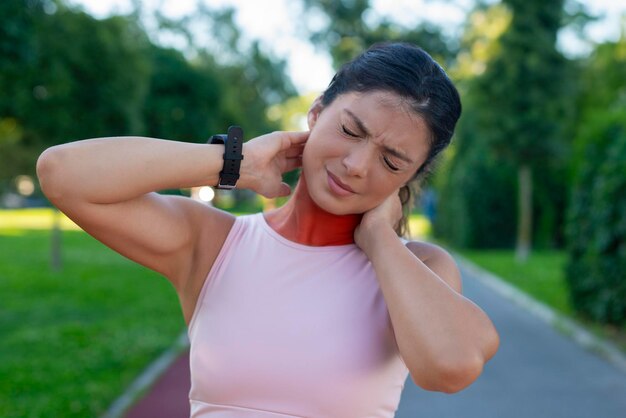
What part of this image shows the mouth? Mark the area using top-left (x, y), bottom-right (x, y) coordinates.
top-left (326, 170), bottom-right (355, 196)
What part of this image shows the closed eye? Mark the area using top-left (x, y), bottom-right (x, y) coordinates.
top-left (342, 125), bottom-right (359, 137)
top-left (383, 156), bottom-right (399, 171)
top-left (342, 124), bottom-right (400, 171)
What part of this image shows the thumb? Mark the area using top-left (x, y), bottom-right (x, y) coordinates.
top-left (276, 182), bottom-right (292, 197)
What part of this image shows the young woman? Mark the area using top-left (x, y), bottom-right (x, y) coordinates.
top-left (37, 42), bottom-right (499, 417)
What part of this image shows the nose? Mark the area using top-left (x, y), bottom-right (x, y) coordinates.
top-left (342, 142), bottom-right (373, 178)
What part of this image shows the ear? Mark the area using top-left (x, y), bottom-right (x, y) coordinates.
top-left (307, 95), bottom-right (324, 130)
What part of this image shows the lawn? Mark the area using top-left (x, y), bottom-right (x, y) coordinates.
top-left (0, 209), bottom-right (185, 418)
top-left (458, 249), bottom-right (572, 315)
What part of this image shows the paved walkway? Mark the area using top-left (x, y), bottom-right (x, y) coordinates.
top-left (122, 262), bottom-right (626, 418)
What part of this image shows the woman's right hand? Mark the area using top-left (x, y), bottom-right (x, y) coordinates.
top-left (238, 131), bottom-right (309, 198)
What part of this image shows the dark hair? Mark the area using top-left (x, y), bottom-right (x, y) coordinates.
top-left (321, 42), bottom-right (462, 236)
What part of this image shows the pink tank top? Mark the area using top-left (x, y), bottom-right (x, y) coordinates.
top-left (187, 213), bottom-right (410, 417)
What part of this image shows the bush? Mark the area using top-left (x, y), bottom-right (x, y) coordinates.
top-left (434, 107), bottom-right (517, 249)
top-left (565, 110), bottom-right (626, 324)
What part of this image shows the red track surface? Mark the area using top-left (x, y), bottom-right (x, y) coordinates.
top-left (124, 350), bottom-right (191, 418)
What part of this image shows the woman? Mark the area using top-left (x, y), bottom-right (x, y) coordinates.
top-left (37, 42), bottom-right (499, 417)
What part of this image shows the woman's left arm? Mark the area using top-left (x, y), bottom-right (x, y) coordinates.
top-left (355, 196), bottom-right (500, 394)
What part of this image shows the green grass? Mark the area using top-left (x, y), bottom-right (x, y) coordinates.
top-left (458, 249), bottom-right (572, 315)
top-left (0, 209), bottom-right (184, 418)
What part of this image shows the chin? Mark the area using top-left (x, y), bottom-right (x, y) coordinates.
top-left (302, 169), bottom-right (362, 216)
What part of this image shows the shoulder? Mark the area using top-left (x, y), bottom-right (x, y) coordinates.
top-left (404, 240), bottom-right (462, 294)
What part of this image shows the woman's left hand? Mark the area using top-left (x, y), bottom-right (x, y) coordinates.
top-left (354, 189), bottom-right (403, 253)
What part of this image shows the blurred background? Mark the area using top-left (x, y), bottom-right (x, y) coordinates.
top-left (1, 0), bottom-right (625, 417)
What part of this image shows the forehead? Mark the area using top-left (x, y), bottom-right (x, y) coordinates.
top-left (326, 91), bottom-right (431, 162)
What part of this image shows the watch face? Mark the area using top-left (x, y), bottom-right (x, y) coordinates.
top-left (209, 134), bottom-right (227, 144)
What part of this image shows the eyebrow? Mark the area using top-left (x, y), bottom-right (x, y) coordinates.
top-left (344, 109), bottom-right (415, 164)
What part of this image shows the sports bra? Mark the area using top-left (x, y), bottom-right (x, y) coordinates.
top-left (187, 213), bottom-right (410, 417)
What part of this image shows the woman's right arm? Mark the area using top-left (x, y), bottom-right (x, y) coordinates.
top-left (36, 132), bottom-right (308, 292)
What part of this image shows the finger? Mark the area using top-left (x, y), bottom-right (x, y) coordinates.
top-left (282, 156), bottom-right (303, 172)
top-left (280, 131), bottom-right (309, 150)
top-left (289, 131), bottom-right (309, 143)
top-left (284, 144), bottom-right (306, 158)
top-left (276, 182), bottom-right (292, 197)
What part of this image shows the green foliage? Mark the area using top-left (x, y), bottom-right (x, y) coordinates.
top-left (302, 0), bottom-right (455, 68)
top-left (159, 6), bottom-right (297, 138)
top-left (0, 1), bottom-right (52, 182)
top-left (475, 0), bottom-right (568, 165)
top-left (434, 99), bottom-right (517, 248)
top-left (0, 0), bottom-right (152, 185)
top-left (571, 35), bottom-right (626, 178)
top-left (0, 0), bottom-right (297, 198)
top-left (142, 46), bottom-right (222, 143)
top-left (435, 0), bottom-right (571, 251)
top-left (565, 110), bottom-right (626, 325)
top-left (29, 9), bottom-right (151, 142)
top-left (451, 3), bottom-right (512, 81)
top-left (0, 0), bottom-right (43, 118)
top-left (434, 3), bottom-right (516, 248)
top-left (475, 0), bottom-right (570, 248)
top-left (216, 41), bottom-right (297, 138)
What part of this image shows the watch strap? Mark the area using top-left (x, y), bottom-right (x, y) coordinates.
top-left (208, 126), bottom-right (244, 189)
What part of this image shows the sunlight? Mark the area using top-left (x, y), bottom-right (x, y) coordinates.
top-left (0, 209), bottom-right (82, 231)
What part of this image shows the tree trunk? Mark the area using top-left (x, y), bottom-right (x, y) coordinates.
top-left (51, 207), bottom-right (62, 272)
top-left (516, 164), bottom-right (532, 262)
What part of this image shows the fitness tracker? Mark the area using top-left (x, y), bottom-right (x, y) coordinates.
top-left (208, 126), bottom-right (244, 190)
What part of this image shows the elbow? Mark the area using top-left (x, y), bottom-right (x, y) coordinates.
top-left (486, 326), bottom-right (501, 361)
top-left (439, 356), bottom-right (485, 394)
top-left (436, 328), bottom-right (501, 394)
top-left (412, 353), bottom-right (486, 394)
top-left (37, 147), bottom-right (66, 201)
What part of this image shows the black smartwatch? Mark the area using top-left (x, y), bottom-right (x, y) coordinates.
top-left (208, 126), bottom-right (244, 190)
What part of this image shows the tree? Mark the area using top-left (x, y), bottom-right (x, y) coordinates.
top-left (148, 5), bottom-right (297, 139)
top-left (301, 0), bottom-right (455, 68)
top-left (0, 0), bottom-right (297, 194)
top-left (434, 2), bottom-right (518, 248)
top-left (142, 45), bottom-right (223, 143)
top-left (571, 31), bottom-right (626, 177)
top-left (27, 6), bottom-right (151, 144)
top-left (0, 0), bottom-right (47, 185)
top-left (472, 0), bottom-right (569, 261)
top-left (0, 0), bottom-right (151, 187)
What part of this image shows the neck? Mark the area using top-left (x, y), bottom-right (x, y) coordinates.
top-left (263, 174), bottom-right (362, 246)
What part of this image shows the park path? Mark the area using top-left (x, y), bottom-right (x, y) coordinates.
top-left (394, 263), bottom-right (626, 418)
top-left (123, 262), bottom-right (626, 418)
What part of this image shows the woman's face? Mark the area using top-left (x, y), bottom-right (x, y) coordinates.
top-left (302, 91), bottom-right (432, 215)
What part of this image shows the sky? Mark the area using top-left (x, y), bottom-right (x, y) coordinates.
top-left (68, 0), bottom-right (626, 95)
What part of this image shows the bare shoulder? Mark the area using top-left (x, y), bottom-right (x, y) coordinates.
top-left (404, 240), bottom-right (463, 294)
